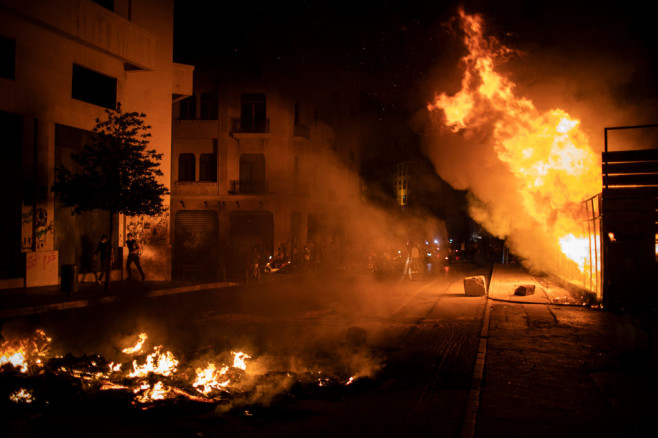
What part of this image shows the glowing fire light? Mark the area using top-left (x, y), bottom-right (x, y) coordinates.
top-left (128, 346), bottom-right (179, 378)
top-left (122, 332), bottom-right (147, 355)
top-left (10, 388), bottom-right (34, 404)
top-left (134, 381), bottom-right (170, 404)
top-left (1, 330), bottom-right (52, 373)
top-left (232, 352), bottom-right (250, 370)
top-left (2, 330), bottom-right (370, 408)
top-left (428, 8), bottom-right (601, 286)
top-left (193, 363), bottom-right (231, 395)
top-left (192, 352), bottom-right (251, 396)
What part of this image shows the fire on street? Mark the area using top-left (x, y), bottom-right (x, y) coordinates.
top-left (2, 266), bottom-right (488, 437)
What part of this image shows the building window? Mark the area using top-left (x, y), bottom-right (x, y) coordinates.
top-left (178, 95), bottom-right (196, 120)
top-left (240, 93), bottom-right (267, 132)
top-left (1, 35), bottom-right (16, 80)
top-left (178, 153), bottom-right (195, 182)
top-left (72, 64), bottom-right (117, 109)
top-left (200, 92), bottom-right (218, 120)
top-left (199, 153), bottom-right (217, 181)
top-left (91, 0), bottom-right (114, 11)
top-left (239, 153), bottom-right (266, 193)
top-left (199, 141), bottom-right (217, 182)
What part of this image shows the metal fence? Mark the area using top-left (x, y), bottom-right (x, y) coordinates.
top-left (582, 192), bottom-right (603, 299)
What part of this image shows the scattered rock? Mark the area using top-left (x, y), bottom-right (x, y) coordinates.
top-left (514, 284), bottom-right (536, 296)
top-left (464, 276), bottom-right (487, 296)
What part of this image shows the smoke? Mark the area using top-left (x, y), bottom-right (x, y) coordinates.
top-left (420, 112), bottom-right (564, 274)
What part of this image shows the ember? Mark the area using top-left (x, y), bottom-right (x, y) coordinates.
top-left (9, 388), bottom-right (34, 404)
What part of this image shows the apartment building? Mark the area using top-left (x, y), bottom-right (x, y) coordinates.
top-left (0, 0), bottom-right (193, 287)
top-left (171, 73), bottom-right (361, 281)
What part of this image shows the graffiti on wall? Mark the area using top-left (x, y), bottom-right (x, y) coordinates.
top-left (25, 250), bottom-right (58, 287)
top-left (22, 207), bottom-right (54, 250)
top-left (26, 250), bottom-right (57, 271)
top-left (126, 208), bottom-right (170, 246)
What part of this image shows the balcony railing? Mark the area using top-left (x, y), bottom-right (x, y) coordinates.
top-left (229, 180), bottom-right (268, 194)
top-left (230, 118), bottom-right (270, 134)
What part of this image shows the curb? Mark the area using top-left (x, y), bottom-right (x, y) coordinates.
top-left (461, 297), bottom-right (492, 438)
top-left (461, 268), bottom-right (494, 438)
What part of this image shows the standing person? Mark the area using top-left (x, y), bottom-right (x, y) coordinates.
top-left (250, 246), bottom-right (260, 280)
top-left (411, 243), bottom-right (421, 278)
top-left (93, 234), bottom-right (113, 285)
top-left (125, 233), bottom-right (145, 281)
top-left (303, 244), bottom-right (312, 272)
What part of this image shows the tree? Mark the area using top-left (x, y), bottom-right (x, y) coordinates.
top-left (52, 103), bottom-right (169, 290)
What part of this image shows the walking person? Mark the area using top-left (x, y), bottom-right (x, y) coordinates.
top-left (125, 233), bottom-right (145, 281)
top-left (93, 234), bottom-right (113, 285)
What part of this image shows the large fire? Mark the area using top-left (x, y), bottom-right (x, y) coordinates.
top-left (427, 9), bottom-right (601, 288)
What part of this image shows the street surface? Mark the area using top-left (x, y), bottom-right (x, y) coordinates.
top-left (478, 302), bottom-right (655, 438)
top-left (1, 264), bottom-right (490, 437)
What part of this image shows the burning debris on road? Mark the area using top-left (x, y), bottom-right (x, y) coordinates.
top-left (1, 329), bottom-right (373, 418)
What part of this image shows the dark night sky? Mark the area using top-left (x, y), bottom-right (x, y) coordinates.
top-left (174, 1), bottom-right (658, 102)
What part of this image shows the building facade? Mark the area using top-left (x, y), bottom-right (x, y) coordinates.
top-left (0, 0), bottom-right (192, 287)
top-left (171, 73), bottom-right (361, 281)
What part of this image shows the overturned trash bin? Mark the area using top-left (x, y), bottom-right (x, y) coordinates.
top-left (514, 284), bottom-right (535, 296)
top-left (464, 276), bottom-right (487, 296)
top-left (61, 264), bottom-right (78, 295)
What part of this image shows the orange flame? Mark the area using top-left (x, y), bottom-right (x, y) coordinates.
top-left (9, 388), bottom-right (34, 404)
top-left (192, 363), bottom-right (231, 395)
top-left (428, 9), bottom-right (601, 286)
top-left (232, 351), bottom-right (250, 370)
top-left (127, 345), bottom-right (179, 378)
top-left (0, 330), bottom-right (51, 373)
top-left (4, 330), bottom-right (367, 407)
top-left (122, 332), bottom-right (147, 355)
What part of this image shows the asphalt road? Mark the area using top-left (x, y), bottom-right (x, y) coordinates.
top-left (1, 264), bottom-right (490, 437)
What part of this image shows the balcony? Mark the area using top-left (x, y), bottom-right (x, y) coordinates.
top-left (230, 118), bottom-right (270, 134)
top-left (173, 63), bottom-right (194, 102)
top-left (229, 180), bottom-right (268, 195)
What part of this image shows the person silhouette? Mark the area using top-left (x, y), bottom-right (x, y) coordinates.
top-left (125, 233), bottom-right (145, 281)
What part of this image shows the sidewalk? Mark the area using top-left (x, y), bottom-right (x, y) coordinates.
top-left (0, 278), bottom-right (239, 320)
top-left (470, 264), bottom-right (657, 437)
top-left (487, 263), bottom-right (589, 305)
